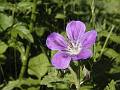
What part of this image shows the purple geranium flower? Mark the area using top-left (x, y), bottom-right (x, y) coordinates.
top-left (46, 21), bottom-right (97, 69)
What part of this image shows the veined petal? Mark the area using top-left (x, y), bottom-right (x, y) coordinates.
top-left (46, 32), bottom-right (67, 50)
top-left (82, 30), bottom-right (97, 48)
top-left (66, 21), bottom-right (86, 41)
top-left (72, 49), bottom-right (92, 60)
top-left (52, 52), bottom-right (71, 69)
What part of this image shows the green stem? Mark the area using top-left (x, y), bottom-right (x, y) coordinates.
top-left (78, 62), bottom-right (80, 86)
top-left (99, 25), bottom-right (115, 59)
top-left (14, 49), bottom-right (17, 79)
top-left (90, 0), bottom-right (95, 28)
top-left (19, 45), bottom-right (30, 79)
top-left (90, 0), bottom-right (96, 62)
top-left (19, 0), bottom-right (37, 79)
top-left (0, 64), bottom-right (7, 84)
top-left (68, 67), bottom-right (80, 90)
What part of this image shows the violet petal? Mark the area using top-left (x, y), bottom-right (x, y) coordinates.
top-left (82, 30), bottom-right (97, 48)
top-left (52, 52), bottom-right (71, 69)
top-left (66, 21), bottom-right (86, 41)
top-left (46, 32), bottom-right (67, 50)
top-left (72, 49), bottom-right (92, 60)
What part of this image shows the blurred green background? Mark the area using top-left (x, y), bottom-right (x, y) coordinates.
top-left (0, 0), bottom-right (120, 90)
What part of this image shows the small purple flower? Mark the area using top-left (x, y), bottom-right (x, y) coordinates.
top-left (46, 21), bottom-right (97, 69)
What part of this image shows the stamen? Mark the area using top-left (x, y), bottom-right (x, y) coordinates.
top-left (66, 39), bottom-right (82, 55)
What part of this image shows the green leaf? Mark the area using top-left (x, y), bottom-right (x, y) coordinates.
top-left (0, 2), bottom-right (13, 11)
top-left (41, 67), bottom-right (69, 89)
top-left (80, 85), bottom-right (93, 90)
top-left (11, 23), bottom-right (34, 43)
top-left (2, 78), bottom-right (40, 90)
top-left (0, 54), bottom-right (6, 64)
top-left (28, 53), bottom-right (50, 79)
top-left (0, 13), bottom-right (13, 32)
top-left (27, 87), bottom-right (40, 90)
top-left (109, 65), bottom-right (120, 74)
top-left (55, 13), bottom-right (66, 19)
top-left (103, 48), bottom-right (120, 60)
top-left (99, 31), bottom-right (120, 44)
top-left (8, 40), bottom-right (25, 57)
top-left (17, 2), bottom-right (33, 12)
top-left (64, 73), bottom-right (75, 84)
top-left (35, 27), bottom-right (47, 37)
top-left (0, 41), bottom-right (8, 54)
top-left (103, 0), bottom-right (120, 14)
top-left (2, 80), bottom-right (20, 90)
top-left (104, 80), bottom-right (116, 90)
top-left (55, 83), bottom-right (69, 90)
top-left (41, 69), bottom-right (62, 87)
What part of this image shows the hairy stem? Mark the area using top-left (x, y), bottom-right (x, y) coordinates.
top-left (68, 67), bottom-right (80, 90)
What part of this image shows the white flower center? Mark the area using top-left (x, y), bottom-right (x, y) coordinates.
top-left (67, 41), bottom-right (82, 55)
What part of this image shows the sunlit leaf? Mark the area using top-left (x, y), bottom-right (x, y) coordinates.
top-left (103, 48), bottom-right (120, 60)
top-left (2, 78), bottom-right (40, 90)
top-left (80, 85), bottom-right (93, 90)
top-left (64, 73), bottom-right (75, 84)
top-left (104, 80), bottom-right (116, 90)
top-left (17, 1), bottom-right (33, 12)
top-left (0, 13), bottom-right (13, 32)
top-left (0, 2), bottom-right (13, 11)
top-left (28, 53), bottom-right (50, 79)
top-left (2, 80), bottom-right (20, 90)
top-left (55, 13), bottom-right (66, 19)
top-left (41, 68), bottom-right (62, 87)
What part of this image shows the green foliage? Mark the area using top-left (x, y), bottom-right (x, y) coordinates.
top-left (0, 41), bottom-right (8, 64)
top-left (80, 85), bottom-right (93, 90)
top-left (0, 41), bottom-right (8, 54)
top-left (28, 53), bottom-right (50, 79)
top-left (0, 2), bottom-right (13, 11)
top-left (0, 13), bottom-right (13, 32)
top-left (2, 78), bottom-right (40, 90)
top-left (41, 68), bottom-right (63, 87)
top-left (0, 0), bottom-right (120, 90)
top-left (99, 31), bottom-right (120, 44)
top-left (11, 23), bottom-right (34, 43)
top-left (104, 80), bottom-right (116, 90)
top-left (35, 27), bottom-right (47, 37)
top-left (55, 13), bottom-right (66, 19)
top-left (103, 48), bottom-right (120, 60)
top-left (17, 2), bottom-right (33, 12)
top-left (102, 0), bottom-right (120, 14)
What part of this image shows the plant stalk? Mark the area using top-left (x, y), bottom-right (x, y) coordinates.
top-left (19, 45), bottom-right (30, 79)
top-left (68, 67), bottom-right (80, 90)
top-left (99, 25), bottom-right (115, 59)
top-left (19, 0), bottom-right (37, 79)
top-left (0, 64), bottom-right (7, 84)
top-left (29, 0), bottom-right (37, 32)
